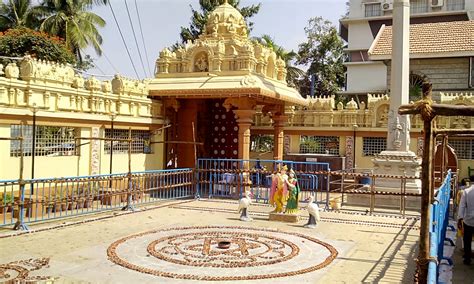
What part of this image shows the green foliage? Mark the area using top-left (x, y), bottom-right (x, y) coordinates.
top-left (179, 0), bottom-right (260, 43)
top-left (39, 0), bottom-right (107, 63)
top-left (1, 192), bottom-right (13, 204)
top-left (0, 27), bottom-right (76, 64)
top-left (251, 135), bottom-right (273, 153)
top-left (296, 17), bottom-right (346, 100)
top-left (0, 0), bottom-right (42, 31)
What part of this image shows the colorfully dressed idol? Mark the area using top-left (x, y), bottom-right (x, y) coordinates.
top-left (270, 165), bottom-right (289, 213)
top-left (285, 169), bottom-right (300, 214)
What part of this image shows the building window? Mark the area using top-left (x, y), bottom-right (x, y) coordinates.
top-left (250, 135), bottom-right (274, 152)
top-left (365, 3), bottom-right (382, 17)
top-left (447, 0), bottom-right (465, 11)
top-left (10, 125), bottom-right (79, 157)
top-left (363, 137), bottom-right (387, 156)
top-left (448, 139), bottom-right (474, 159)
top-left (410, 0), bottom-right (429, 14)
top-left (300, 136), bottom-right (340, 155)
top-left (104, 129), bottom-right (152, 154)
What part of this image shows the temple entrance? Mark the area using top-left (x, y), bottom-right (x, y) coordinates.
top-left (198, 99), bottom-right (239, 160)
top-left (165, 98), bottom-right (240, 168)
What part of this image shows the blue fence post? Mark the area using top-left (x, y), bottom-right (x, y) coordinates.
top-left (428, 231), bottom-right (438, 284)
top-left (427, 170), bottom-right (454, 282)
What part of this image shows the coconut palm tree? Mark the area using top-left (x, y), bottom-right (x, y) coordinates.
top-left (0, 0), bottom-right (42, 31)
top-left (38, 0), bottom-right (108, 63)
top-left (253, 34), bottom-right (305, 87)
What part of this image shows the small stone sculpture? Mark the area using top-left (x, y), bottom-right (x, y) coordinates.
top-left (238, 190), bottom-right (253, 221)
top-left (304, 194), bottom-right (320, 229)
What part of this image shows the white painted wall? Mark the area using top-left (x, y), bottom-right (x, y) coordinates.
top-left (347, 21), bottom-right (375, 50)
top-left (349, 0), bottom-right (366, 18)
top-left (346, 62), bottom-right (388, 93)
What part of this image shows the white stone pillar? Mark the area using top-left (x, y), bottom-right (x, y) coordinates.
top-left (387, 0), bottom-right (410, 152)
top-left (371, 0), bottom-right (422, 196)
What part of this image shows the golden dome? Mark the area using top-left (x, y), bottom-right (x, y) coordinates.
top-left (205, 0), bottom-right (248, 37)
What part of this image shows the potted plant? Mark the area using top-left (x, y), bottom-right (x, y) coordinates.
top-left (0, 193), bottom-right (14, 214)
top-left (44, 197), bottom-right (55, 214)
top-left (13, 197), bottom-right (33, 218)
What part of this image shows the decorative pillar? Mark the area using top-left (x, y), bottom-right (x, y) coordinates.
top-left (272, 116), bottom-right (286, 161)
top-left (233, 109), bottom-right (255, 161)
top-left (371, 0), bottom-right (421, 194)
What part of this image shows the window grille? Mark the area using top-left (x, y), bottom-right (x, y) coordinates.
top-left (10, 125), bottom-right (79, 157)
top-left (365, 3), bottom-right (382, 17)
top-left (448, 139), bottom-right (474, 160)
top-left (363, 137), bottom-right (387, 156)
top-left (299, 136), bottom-right (340, 155)
top-left (447, 0), bottom-right (465, 11)
top-left (104, 129), bottom-right (152, 154)
top-left (410, 0), bottom-right (429, 14)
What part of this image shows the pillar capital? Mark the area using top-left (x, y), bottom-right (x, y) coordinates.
top-left (233, 109), bottom-right (256, 124)
top-left (261, 104), bottom-right (285, 117)
top-left (223, 97), bottom-right (257, 112)
top-left (163, 98), bottom-right (180, 112)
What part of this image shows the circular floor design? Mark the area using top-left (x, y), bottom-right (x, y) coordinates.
top-left (107, 226), bottom-right (338, 281)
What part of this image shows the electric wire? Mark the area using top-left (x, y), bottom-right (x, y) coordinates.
top-left (124, 0), bottom-right (148, 78)
top-left (134, 0), bottom-right (153, 76)
top-left (102, 51), bottom-right (120, 74)
top-left (108, 1), bottom-right (140, 79)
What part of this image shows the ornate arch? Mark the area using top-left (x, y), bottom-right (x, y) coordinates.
top-left (409, 72), bottom-right (429, 102)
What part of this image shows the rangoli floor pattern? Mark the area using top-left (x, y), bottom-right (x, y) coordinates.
top-left (107, 226), bottom-right (338, 281)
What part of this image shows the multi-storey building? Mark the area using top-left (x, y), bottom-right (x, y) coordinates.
top-left (340, 0), bottom-right (474, 96)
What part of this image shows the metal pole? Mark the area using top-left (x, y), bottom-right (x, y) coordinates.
top-left (13, 125), bottom-right (28, 231)
top-left (109, 113), bottom-right (116, 188)
top-left (352, 125), bottom-right (358, 169)
top-left (30, 104), bottom-right (38, 194)
top-left (419, 118), bottom-right (434, 283)
top-left (122, 127), bottom-right (134, 211)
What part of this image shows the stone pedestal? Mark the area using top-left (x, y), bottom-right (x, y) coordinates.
top-left (269, 213), bottom-right (299, 223)
top-left (372, 150), bottom-right (421, 194)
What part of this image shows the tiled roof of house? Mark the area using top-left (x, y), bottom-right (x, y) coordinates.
top-left (369, 21), bottom-right (474, 59)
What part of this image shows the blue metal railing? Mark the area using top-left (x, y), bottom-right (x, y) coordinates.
top-left (0, 168), bottom-right (194, 229)
top-left (428, 170), bottom-right (455, 283)
top-left (195, 158), bottom-right (330, 206)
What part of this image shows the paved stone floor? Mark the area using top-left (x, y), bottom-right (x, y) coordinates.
top-left (0, 199), bottom-right (420, 283)
top-left (452, 236), bottom-right (474, 284)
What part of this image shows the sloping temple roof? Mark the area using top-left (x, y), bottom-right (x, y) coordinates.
top-left (368, 21), bottom-right (474, 60)
top-left (148, 1), bottom-right (307, 107)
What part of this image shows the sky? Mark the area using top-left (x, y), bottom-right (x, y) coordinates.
top-left (85, 0), bottom-right (348, 79)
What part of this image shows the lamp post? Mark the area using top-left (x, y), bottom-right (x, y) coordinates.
top-left (352, 124), bottom-right (358, 170)
top-left (109, 112), bottom-right (117, 188)
top-left (30, 103), bottom-right (38, 193)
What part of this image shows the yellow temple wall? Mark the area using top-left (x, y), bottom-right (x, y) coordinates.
top-left (0, 58), bottom-right (165, 181)
top-left (253, 92), bottom-right (474, 180)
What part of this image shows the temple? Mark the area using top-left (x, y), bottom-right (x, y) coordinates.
top-left (148, 1), bottom-right (307, 168)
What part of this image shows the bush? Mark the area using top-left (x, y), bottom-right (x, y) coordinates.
top-left (0, 27), bottom-right (76, 65)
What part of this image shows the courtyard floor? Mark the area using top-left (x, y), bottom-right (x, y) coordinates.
top-left (0, 199), bottom-right (420, 283)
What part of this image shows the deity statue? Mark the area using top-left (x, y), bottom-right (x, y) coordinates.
top-left (269, 165), bottom-right (289, 214)
top-left (285, 169), bottom-right (300, 214)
